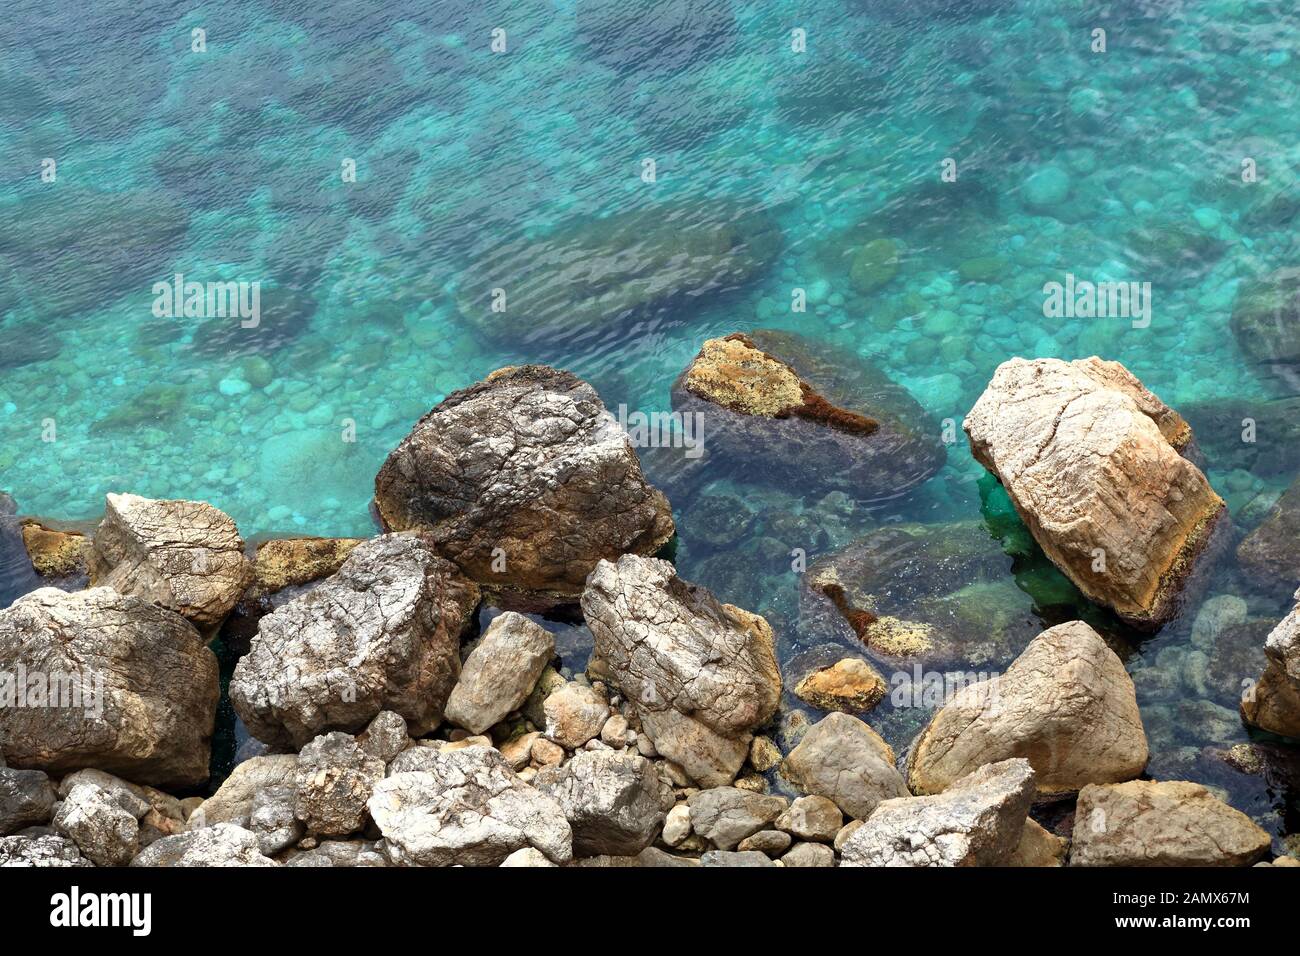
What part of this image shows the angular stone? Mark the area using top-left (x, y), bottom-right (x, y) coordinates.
top-left (1236, 481), bottom-right (1300, 593)
top-left (251, 536), bottom-right (363, 594)
top-left (357, 711), bottom-right (412, 764)
top-left (446, 612), bottom-right (555, 734)
top-left (1007, 818), bottom-right (1068, 867)
top-left (499, 847), bottom-right (558, 867)
top-left (841, 759), bottom-right (1036, 867)
top-left (368, 747), bottom-right (572, 867)
top-left (0, 587), bottom-right (219, 788)
top-left (781, 841), bottom-right (836, 867)
top-left (543, 683), bottom-right (609, 749)
top-left (230, 533), bottom-right (480, 749)
top-left (1071, 780), bottom-right (1271, 867)
top-left (535, 750), bottom-right (670, 856)
top-left (187, 755), bottom-right (299, 829)
top-left (907, 621), bottom-right (1149, 797)
top-left (780, 713), bottom-right (909, 820)
top-left (687, 787), bottom-right (788, 850)
top-left (1241, 594), bottom-right (1300, 738)
top-left (294, 732), bottom-right (385, 837)
top-left (0, 766), bottom-right (56, 835)
top-left (0, 833), bottom-right (91, 867)
top-left (374, 366), bottom-right (674, 608)
top-left (671, 330), bottom-right (944, 501)
top-left (88, 493), bottom-right (251, 630)
top-left (965, 358), bottom-right (1225, 628)
top-left (53, 782), bottom-right (140, 867)
top-left (776, 795), bottom-right (844, 843)
top-left (131, 823), bottom-right (279, 867)
top-left (248, 785), bottom-right (302, 856)
top-left (700, 849), bottom-right (777, 867)
top-left (282, 839), bottom-right (388, 867)
top-left (582, 554), bottom-right (782, 787)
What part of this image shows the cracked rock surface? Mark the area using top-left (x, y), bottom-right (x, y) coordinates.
top-left (374, 365), bottom-right (674, 608)
top-left (88, 492), bottom-right (252, 630)
top-left (230, 533), bottom-right (480, 749)
top-left (841, 759), bottom-right (1036, 867)
top-left (965, 357), bottom-right (1225, 627)
top-left (0, 833), bottom-right (91, 867)
top-left (534, 750), bottom-right (671, 856)
top-left (131, 822), bottom-right (279, 867)
top-left (906, 621), bottom-right (1149, 797)
top-left (1070, 780), bottom-right (1272, 866)
top-left (368, 746), bottom-right (572, 867)
top-left (0, 587), bottom-right (219, 788)
top-left (581, 554), bottom-right (782, 787)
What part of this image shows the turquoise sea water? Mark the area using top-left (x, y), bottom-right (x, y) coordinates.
top-left (2, 1), bottom-right (1299, 834)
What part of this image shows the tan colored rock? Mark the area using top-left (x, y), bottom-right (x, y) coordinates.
top-left (907, 621), bottom-right (1148, 797)
top-left (780, 713), bottom-right (909, 820)
top-left (794, 658), bottom-right (887, 714)
top-left (187, 755), bottom-right (300, 829)
top-left (1241, 593), bottom-right (1300, 738)
top-left (19, 520), bottom-right (89, 578)
top-left (965, 358), bottom-right (1225, 628)
top-left (748, 735), bottom-right (781, 773)
top-left (252, 537), bottom-right (363, 594)
top-left (445, 612), bottom-right (555, 735)
top-left (543, 683), bottom-right (609, 749)
top-left (1007, 818), bottom-right (1068, 867)
top-left (1071, 780), bottom-right (1271, 867)
top-left (89, 492), bottom-right (252, 630)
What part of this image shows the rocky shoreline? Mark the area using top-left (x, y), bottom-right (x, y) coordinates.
top-left (1, 346), bottom-right (1296, 868)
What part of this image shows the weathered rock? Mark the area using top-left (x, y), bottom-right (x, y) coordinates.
top-left (499, 847), bottom-right (558, 867)
top-left (230, 533), bottom-right (480, 749)
top-left (687, 787), bottom-right (788, 850)
top-left (793, 657), bottom-right (888, 714)
top-left (53, 782), bottom-right (140, 866)
top-left (187, 755), bottom-right (299, 829)
top-left (248, 785), bottom-right (302, 856)
top-left (1237, 481), bottom-right (1300, 594)
top-left (131, 823), bottom-right (279, 867)
top-left (780, 713), bottom-right (909, 820)
top-left (0, 587), bottom-right (219, 788)
top-left (55, 769), bottom-right (181, 846)
top-left (535, 750), bottom-right (670, 856)
top-left (841, 759), bottom-right (1036, 867)
top-left (1241, 594), bottom-right (1300, 739)
top-left (374, 366), bottom-right (674, 608)
top-left (801, 522), bottom-right (1047, 669)
top-left (1230, 268), bottom-right (1300, 393)
top-left (446, 612), bottom-right (555, 734)
top-left (965, 358), bottom-right (1225, 628)
top-left (569, 846), bottom-right (701, 868)
top-left (907, 621), bottom-right (1149, 797)
top-left (88, 493), bottom-right (251, 630)
top-left (294, 732), bottom-right (385, 837)
top-left (543, 683), bottom-right (609, 749)
top-left (781, 841), bottom-right (836, 867)
top-left (700, 849), bottom-right (777, 867)
top-left (776, 795), bottom-right (843, 843)
top-left (369, 748), bottom-right (572, 867)
top-left (19, 520), bottom-right (90, 579)
top-left (251, 536), bottom-right (363, 594)
top-left (0, 766), bottom-right (56, 835)
top-left (454, 201), bottom-right (779, 347)
top-left (671, 330), bottom-right (943, 501)
top-left (1008, 818), bottom-right (1068, 867)
top-left (749, 735), bottom-right (782, 773)
top-left (737, 829), bottom-right (791, 854)
top-left (282, 839), bottom-right (388, 867)
top-left (1071, 780), bottom-right (1272, 867)
top-left (582, 555), bottom-right (781, 787)
top-left (0, 833), bottom-right (91, 867)
top-left (357, 711), bottom-right (412, 764)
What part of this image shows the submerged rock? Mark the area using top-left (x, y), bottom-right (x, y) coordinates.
top-left (374, 365), bottom-right (674, 609)
top-left (802, 521), bottom-right (1046, 669)
top-left (965, 358), bottom-right (1225, 628)
top-left (780, 713), bottom-right (909, 820)
top-left (88, 493), bottom-right (251, 631)
top-left (1237, 480), bottom-right (1300, 594)
top-left (1071, 780), bottom-right (1271, 867)
top-left (1230, 269), bottom-right (1300, 393)
top-left (793, 657), bottom-right (888, 714)
top-left (367, 747), bottom-right (572, 867)
top-left (454, 200), bottom-right (778, 348)
top-left (581, 555), bottom-right (782, 787)
top-left (841, 759), bottom-right (1036, 867)
top-left (1241, 593), bottom-right (1300, 739)
top-left (671, 331), bottom-right (944, 502)
top-left (0, 587), bottom-right (219, 788)
top-left (906, 621), bottom-right (1148, 798)
top-left (230, 534), bottom-right (480, 749)
top-left (576, 0), bottom-right (736, 74)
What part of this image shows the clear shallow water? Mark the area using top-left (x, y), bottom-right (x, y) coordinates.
top-left (1, 1), bottom-right (1298, 836)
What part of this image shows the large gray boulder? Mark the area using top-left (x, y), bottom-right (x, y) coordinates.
top-left (0, 766), bottom-right (56, 835)
top-left (965, 358), bottom-right (1225, 628)
top-left (0, 587), bottom-right (219, 788)
top-left (534, 750), bottom-right (671, 856)
top-left (130, 822), bottom-right (279, 867)
top-left (581, 554), bottom-right (782, 786)
top-left (907, 621), bottom-right (1149, 798)
top-left (445, 612), bottom-right (555, 734)
top-left (840, 759), bottom-right (1036, 867)
top-left (780, 713), bottom-right (909, 820)
top-left (88, 493), bottom-right (251, 630)
top-left (368, 747), bottom-right (572, 867)
top-left (230, 533), bottom-right (480, 749)
top-left (374, 366), bottom-right (674, 610)
top-left (1071, 780), bottom-right (1272, 867)
top-left (52, 782), bottom-right (141, 867)
top-left (687, 787), bottom-right (788, 850)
